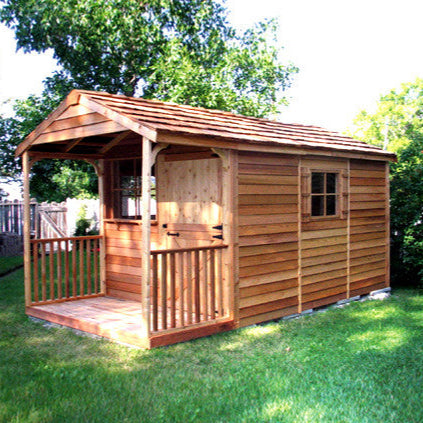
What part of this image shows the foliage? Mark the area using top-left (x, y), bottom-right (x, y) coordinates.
top-left (1, 269), bottom-right (423, 422)
top-left (0, 0), bottom-right (297, 200)
top-left (0, 73), bottom-right (98, 201)
top-left (390, 131), bottom-right (423, 287)
top-left (350, 78), bottom-right (423, 153)
top-left (350, 79), bottom-right (423, 287)
top-left (73, 204), bottom-right (98, 236)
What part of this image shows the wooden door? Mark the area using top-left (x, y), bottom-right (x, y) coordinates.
top-left (156, 156), bottom-right (223, 249)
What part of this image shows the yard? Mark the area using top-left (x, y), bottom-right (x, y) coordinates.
top-left (1, 262), bottom-right (422, 422)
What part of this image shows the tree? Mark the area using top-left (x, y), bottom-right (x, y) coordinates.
top-left (0, 73), bottom-right (98, 201)
top-left (350, 78), bottom-right (423, 153)
top-left (0, 0), bottom-right (297, 201)
top-left (350, 79), bottom-right (423, 287)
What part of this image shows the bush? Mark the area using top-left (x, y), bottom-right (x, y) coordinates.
top-left (73, 205), bottom-right (98, 237)
top-left (390, 132), bottom-right (423, 287)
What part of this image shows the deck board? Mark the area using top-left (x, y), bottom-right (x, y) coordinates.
top-left (26, 296), bottom-right (234, 348)
top-left (26, 297), bottom-right (149, 348)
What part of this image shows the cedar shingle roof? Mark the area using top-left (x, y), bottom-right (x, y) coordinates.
top-left (17, 89), bottom-right (396, 160)
top-left (81, 91), bottom-right (394, 159)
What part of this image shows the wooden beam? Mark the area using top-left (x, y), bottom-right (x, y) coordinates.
top-left (141, 137), bottom-right (152, 338)
top-left (156, 132), bottom-right (396, 162)
top-left (16, 90), bottom-right (81, 157)
top-left (151, 143), bottom-right (169, 164)
top-left (23, 152), bottom-right (32, 306)
top-left (64, 137), bottom-right (84, 153)
top-left (28, 152), bottom-right (104, 161)
top-left (220, 149), bottom-right (239, 325)
top-left (99, 131), bottom-right (131, 154)
top-left (79, 94), bottom-right (158, 142)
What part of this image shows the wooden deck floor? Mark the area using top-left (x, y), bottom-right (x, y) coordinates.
top-left (26, 296), bottom-right (235, 348)
top-left (26, 297), bottom-right (150, 348)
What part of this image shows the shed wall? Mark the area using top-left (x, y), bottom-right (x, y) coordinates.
top-left (237, 152), bottom-right (300, 327)
top-left (236, 153), bottom-right (389, 327)
top-left (349, 160), bottom-right (388, 296)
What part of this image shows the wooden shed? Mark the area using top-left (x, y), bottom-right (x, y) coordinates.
top-left (16, 90), bottom-right (396, 348)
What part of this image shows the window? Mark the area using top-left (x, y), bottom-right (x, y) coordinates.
top-left (311, 172), bottom-right (338, 217)
top-left (301, 166), bottom-right (348, 222)
top-left (112, 159), bottom-right (142, 219)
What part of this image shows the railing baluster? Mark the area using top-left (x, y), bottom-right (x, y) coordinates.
top-left (178, 252), bottom-right (184, 327)
top-left (186, 251), bottom-right (192, 325)
top-left (94, 239), bottom-right (98, 294)
top-left (170, 252), bottom-right (176, 328)
top-left (201, 249), bottom-right (208, 321)
top-left (152, 254), bottom-right (159, 332)
top-left (49, 241), bottom-right (55, 300)
top-left (160, 253), bottom-right (167, 330)
top-left (72, 240), bottom-right (77, 297)
top-left (41, 243), bottom-right (46, 301)
top-left (217, 249), bottom-right (223, 316)
top-left (194, 250), bottom-right (200, 323)
top-left (33, 241), bottom-right (39, 303)
top-left (65, 240), bottom-right (70, 298)
top-left (79, 239), bottom-right (84, 296)
top-left (57, 240), bottom-right (62, 299)
top-left (87, 238), bottom-right (92, 295)
top-left (210, 249), bottom-right (216, 319)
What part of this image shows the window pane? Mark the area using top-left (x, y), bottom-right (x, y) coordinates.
top-left (326, 173), bottom-right (336, 193)
top-left (326, 195), bottom-right (336, 215)
top-left (312, 173), bottom-right (324, 193)
top-left (311, 195), bottom-right (325, 216)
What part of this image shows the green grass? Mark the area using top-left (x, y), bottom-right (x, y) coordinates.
top-left (0, 255), bottom-right (23, 275)
top-left (1, 267), bottom-right (423, 422)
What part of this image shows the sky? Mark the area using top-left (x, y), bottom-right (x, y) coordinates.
top-left (1, 0), bottom-right (423, 198)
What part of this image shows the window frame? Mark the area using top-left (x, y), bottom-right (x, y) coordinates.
top-left (301, 166), bottom-right (349, 222)
top-left (111, 158), bottom-right (156, 220)
top-left (310, 171), bottom-right (339, 219)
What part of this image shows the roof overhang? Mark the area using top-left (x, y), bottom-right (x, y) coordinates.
top-left (15, 89), bottom-right (397, 163)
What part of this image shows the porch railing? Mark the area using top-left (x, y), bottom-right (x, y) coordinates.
top-left (150, 244), bottom-right (228, 333)
top-left (29, 235), bottom-right (103, 305)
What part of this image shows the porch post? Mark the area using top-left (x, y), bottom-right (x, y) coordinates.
top-left (22, 152), bottom-right (32, 307)
top-left (97, 160), bottom-right (106, 294)
top-left (141, 137), bottom-right (152, 339)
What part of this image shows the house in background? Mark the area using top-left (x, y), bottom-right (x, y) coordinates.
top-left (16, 90), bottom-right (395, 348)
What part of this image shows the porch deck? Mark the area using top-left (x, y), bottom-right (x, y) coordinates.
top-left (26, 296), bottom-right (235, 348)
top-left (27, 297), bottom-right (149, 347)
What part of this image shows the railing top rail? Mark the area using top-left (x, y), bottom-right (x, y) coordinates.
top-left (30, 235), bottom-right (103, 244)
top-left (151, 244), bottom-right (228, 255)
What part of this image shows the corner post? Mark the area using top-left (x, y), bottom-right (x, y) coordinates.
top-left (97, 160), bottom-right (106, 294)
top-left (23, 152), bottom-right (32, 307)
top-left (141, 137), bottom-right (152, 339)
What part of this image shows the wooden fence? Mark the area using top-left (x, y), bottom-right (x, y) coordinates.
top-left (0, 200), bottom-right (67, 238)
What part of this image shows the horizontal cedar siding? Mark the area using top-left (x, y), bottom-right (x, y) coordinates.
top-left (104, 222), bottom-right (158, 301)
top-left (299, 158), bottom-right (348, 310)
top-left (237, 152), bottom-right (299, 327)
top-left (349, 160), bottom-right (388, 297)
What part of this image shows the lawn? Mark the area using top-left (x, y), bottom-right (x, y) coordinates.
top-left (0, 255), bottom-right (23, 276)
top-left (1, 266), bottom-right (423, 422)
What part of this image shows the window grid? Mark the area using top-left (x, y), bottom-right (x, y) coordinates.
top-left (311, 172), bottom-right (338, 217)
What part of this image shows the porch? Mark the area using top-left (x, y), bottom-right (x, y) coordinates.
top-left (26, 235), bottom-right (233, 347)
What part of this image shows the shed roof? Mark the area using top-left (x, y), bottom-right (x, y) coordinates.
top-left (16, 89), bottom-right (395, 160)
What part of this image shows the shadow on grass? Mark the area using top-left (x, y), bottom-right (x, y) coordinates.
top-left (1, 269), bottom-right (423, 423)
